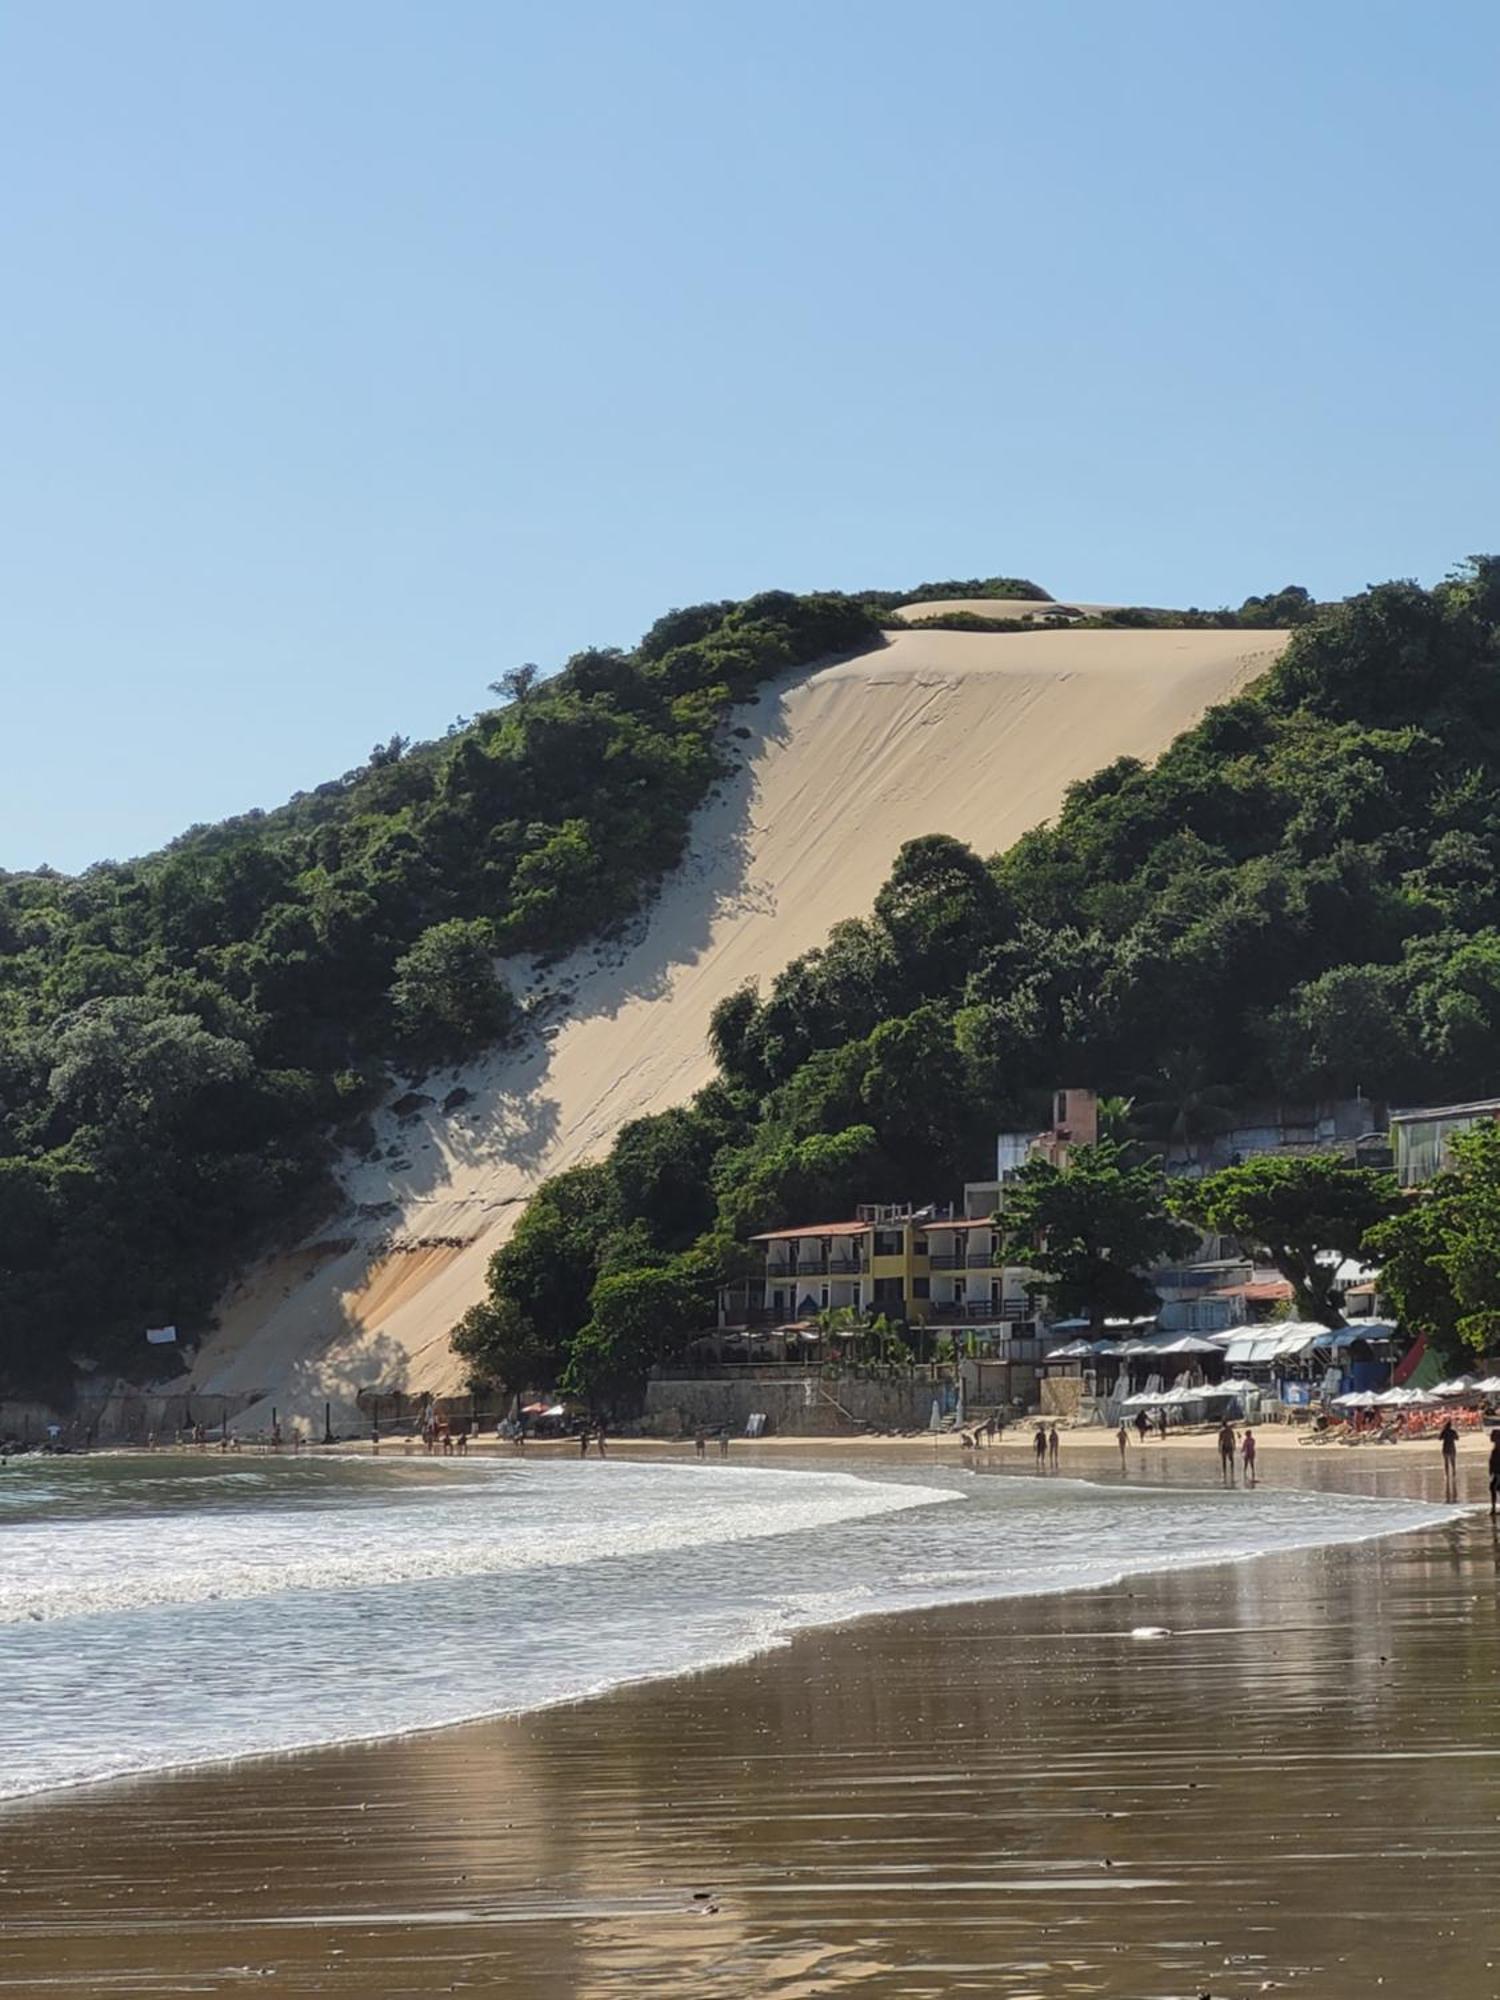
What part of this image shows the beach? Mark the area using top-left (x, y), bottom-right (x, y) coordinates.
top-left (2, 1443), bottom-right (1495, 1997)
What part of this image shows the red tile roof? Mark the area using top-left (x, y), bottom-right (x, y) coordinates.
top-left (750, 1220), bottom-right (868, 1241)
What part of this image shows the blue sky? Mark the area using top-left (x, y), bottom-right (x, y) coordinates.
top-left (3, 0), bottom-right (1498, 871)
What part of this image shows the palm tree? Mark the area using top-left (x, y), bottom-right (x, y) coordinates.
top-left (1132, 1053), bottom-right (1237, 1167)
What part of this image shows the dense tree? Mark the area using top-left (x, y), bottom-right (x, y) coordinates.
top-left (560, 1260), bottom-right (710, 1411)
top-left (389, 920), bottom-right (518, 1059)
top-left (1175, 1155), bottom-right (1401, 1327)
top-left (999, 1142), bottom-right (1195, 1336)
top-left (1366, 1122), bottom-right (1500, 1360)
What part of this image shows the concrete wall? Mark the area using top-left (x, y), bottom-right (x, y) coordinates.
top-left (642, 1371), bottom-right (956, 1437)
top-left (1, 1385), bottom-right (262, 1447)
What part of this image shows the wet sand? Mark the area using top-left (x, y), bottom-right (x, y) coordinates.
top-left (4, 1449), bottom-right (1499, 1998)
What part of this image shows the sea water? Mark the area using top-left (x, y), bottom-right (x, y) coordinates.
top-left (0, 1450), bottom-right (1451, 1802)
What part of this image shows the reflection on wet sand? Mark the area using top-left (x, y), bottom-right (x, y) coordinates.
top-left (4, 1457), bottom-right (1500, 1997)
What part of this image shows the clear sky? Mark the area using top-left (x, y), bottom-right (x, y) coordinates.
top-left (3, 0), bottom-right (1498, 872)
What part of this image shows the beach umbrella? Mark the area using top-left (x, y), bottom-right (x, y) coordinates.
top-left (1332, 1390), bottom-right (1376, 1408)
top-left (1471, 1375), bottom-right (1500, 1395)
top-left (1431, 1376), bottom-right (1475, 1397)
top-left (1215, 1377), bottom-right (1259, 1397)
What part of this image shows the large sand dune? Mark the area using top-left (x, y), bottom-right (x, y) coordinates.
top-left (190, 623), bottom-right (1287, 1427)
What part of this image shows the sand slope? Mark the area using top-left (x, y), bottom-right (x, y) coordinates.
top-left (190, 624), bottom-right (1287, 1426)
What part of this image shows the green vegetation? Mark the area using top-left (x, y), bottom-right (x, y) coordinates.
top-left (897, 584), bottom-right (1322, 636)
top-left (0, 589), bottom-right (880, 1395)
top-left (457, 558), bottom-right (1500, 1406)
top-left (1368, 1123), bottom-right (1500, 1356)
top-left (1173, 1155), bottom-right (1401, 1328)
top-left (999, 1141), bottom-right (1195, 1336)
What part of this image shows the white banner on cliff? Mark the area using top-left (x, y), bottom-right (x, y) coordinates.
top-left (145, 1326), bottom-right (178, 1345)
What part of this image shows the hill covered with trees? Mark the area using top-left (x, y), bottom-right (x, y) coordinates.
top-left (453, 560), bottom-right (1500, 1402)
top-left (0, 589), bottom-right (885, 1395)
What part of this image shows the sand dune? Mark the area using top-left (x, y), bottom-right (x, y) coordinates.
top-left (190, 623), bottom-right (1288, 1427)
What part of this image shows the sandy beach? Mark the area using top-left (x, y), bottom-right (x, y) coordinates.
top-left (3, 1444), bottom-right (1495, 1999)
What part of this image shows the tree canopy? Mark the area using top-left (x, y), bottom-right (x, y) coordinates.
top-left (1367, 1122), bottom-right (1500, 1358)
top-left (999, 1142), bottom-right (1195, 1335)
top-left (1174, 1155), bottom-right (1401, 1327)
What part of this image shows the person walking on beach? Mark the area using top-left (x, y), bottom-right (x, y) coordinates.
top-left (1033, 1426), bottom-right (1047, 1471)
top-left (1241, 1425), bottom-right (1257, 1487)
top-left (1117, 1421), bottom-right (1129, 1466)
top-left (1217, 1418), bottom-right (1236, 1485)
top-left (595, 1422), bottom-right (607, 1458)
top-left (579, 1426), bottom-right (591, 1457)
top-left (1047, 1424), bottom-right (1060, 1471)
top-left (1488, 1428), bottom-right (1500, 1518)
top-left (1135, 1409), bottom-right (1149, 1442)
top-left (1157, 1408), bottom-right (1168, 1443)
top-left (1440, 1418), bottom-right (1459, 1498)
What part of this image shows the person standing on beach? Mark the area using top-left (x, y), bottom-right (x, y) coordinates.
top-left (1440, 1418), bottom-right (1459, 1498)
top-left (1047, 1424), bottom-right (1060, 1471)
top-left (1117, 1421), bottom-right (1129, 1466)
top-left (718, 1427), bottom-right (730, 1457)
top-left (579, 1427), bottom-right (590, 1457)
top-left (1241, 1425), bottom-right (1257, 1487)
top-left (1157, 1408), bottom-right (1168, 1443)
top-left (1217, 1419), bottom-right (1236, 1484)
top-left (1489, 1429), bottom-right (1500, 1518)
top-left (1033, 1426), bottom-right (1047, 1471)
top-left (694, 1428), bottom-right (706, 1458)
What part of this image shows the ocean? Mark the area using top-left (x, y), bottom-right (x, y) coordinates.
top-left (0, 1448), bottom-right (1453, 1804)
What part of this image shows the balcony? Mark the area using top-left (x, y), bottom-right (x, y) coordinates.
top-left (927, 1301), bottom-right (1032, 1325)
top-left (928, 1253), bottom-right (965, 1271)
top-left (965, 1249), bottom-right (1001, 1269)
top-left (765, 1255), bottom-right (868, 1278)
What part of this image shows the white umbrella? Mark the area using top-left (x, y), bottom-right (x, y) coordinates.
top-left (1215, 1377), bottom-right (1259, 1397)
top-left (1471, 1375), bottom-right (1500, 1395)
top-left (1431, 1376), bottom-right (1475, 1397)
top-left (1332, 1390), bottom-right (1377, 1409)
top-left (1372, 1386), bottom-right (1421, 1407)
top-left (1120, 1392), bottom-right (1163, 1410)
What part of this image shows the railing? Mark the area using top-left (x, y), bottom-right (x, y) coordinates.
top-left (928, 1301), bottom-right (1031, 1324)
top-left (765, 1256), bottom-right (869, 1277)
top-left (928, 1253), bottom-right (965, 1270)
top-left (966, 1250), bottom-right (1001, 1269)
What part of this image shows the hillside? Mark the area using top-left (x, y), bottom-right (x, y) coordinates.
top-left (188, 621), bottom-right (1286, 1426)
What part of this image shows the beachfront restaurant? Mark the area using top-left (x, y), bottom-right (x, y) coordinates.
top-left (1041, 1323), bottom-right (1226, 1404)
top-left (1207, 1319), bottom-right (1398, 1408)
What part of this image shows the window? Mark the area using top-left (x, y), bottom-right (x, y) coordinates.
top-left (911, 1276), bottom-right (930, 1299)
top-left (873, 1229), bottom-right (903, 1257)
top-left (873, 1276), bottom-right (904, 1304)
top-left (913, 1235), bottom-right (928, 1256)
top-left (820, 1285), bottom-right (830, 1308)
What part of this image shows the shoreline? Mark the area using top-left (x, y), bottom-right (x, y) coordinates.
top-left (0, 1441), bottom-right (1477, 1811)
top-left (3, 1452), bottom-right (1495, 1996)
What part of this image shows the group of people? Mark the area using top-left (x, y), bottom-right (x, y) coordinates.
top-left (1032, 1423), bottom-right (1061, 1470)
top-left (693, 1427), bottom-right (731, 1458)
